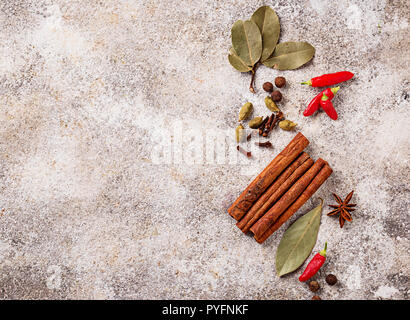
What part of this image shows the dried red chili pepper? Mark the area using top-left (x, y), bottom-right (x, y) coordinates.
top-left (303, 91), bottom-right (324, 117)
top-left (320, 87), bottom-right (340, 120)
top-left (303, 87), bottom-right (339, 117)
top-left (299, 242), bottom-right (327, 282)
top-left (301, 71), bottom-right (354, 87)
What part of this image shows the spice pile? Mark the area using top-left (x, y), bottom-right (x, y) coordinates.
top-left (226, 5), bottom-right (359, 299)
top-left (228, 133), bottom-right (333, 243)
top-left (235, 77), bottom-right (297, 157)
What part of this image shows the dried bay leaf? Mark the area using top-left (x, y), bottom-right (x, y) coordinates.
top-left (251, 6), bottom-right (280, 62)
top-left (263, 41), bottom-right (315, 70)
top-left (231, 20), bottom-right (262, 67)
top-left (275, 199), bottom-right (323, 277)
top-left (228, 48), bottom-right (252, 72)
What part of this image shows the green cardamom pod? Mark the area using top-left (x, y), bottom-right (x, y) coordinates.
top-left (248, 116), bottom-right (263, 129)
top-left (235, 124), bottom-right (245, 142)
top-left (265, 96), bottom-right (280, 112)
top-left (238, 102), bottom-right (253, 121)
top-left (279, 120), bottom-right (297, 131)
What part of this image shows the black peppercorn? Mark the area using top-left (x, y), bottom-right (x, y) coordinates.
top-left (271, 90), bottom-right (282, 102)
top-left (326, 274), bottom-right (338, 286)
top-left (263, 82), bottom-right (273, 92)
top-left (275, 76), bottom-right (286, 88)
top-left (309, 280), bottom-right (320, 292)
top-left (311, 295), bottom-right (321, 300)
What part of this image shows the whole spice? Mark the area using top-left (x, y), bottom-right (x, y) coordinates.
top-left (312, 295), bottom-right (321, 300)
top-left (262, 113), bottom-right (275, 137)
top-left (320, 87), bottom-right (340, 120)
top-left (239, 153), bottom-right (311, 234)
top-left (275, 76), bottom-right (286, 88)
top-left (252, 159), bottom-right (327, 241)
top-left (239, 102), bottom-right (253, 121)
top-left (258, 116), bottom-right (269, 135)
top-left (303, 86), bottom-right (339, 118)
top-left (264, 42), bottom-right (315, 70)
top-left (265, 96), bottom-right (280, 112)
top-left (325, 274), bottom-right (338, 286)
top-left (235, 124), bottom-right (245, 143)
top-left (320, 98), bottom-right (338, 120)
top-left (249, 116), bottom-right (264, 129)
top-left (301, 71), bottom-right (354, 87)
top-left (275, 198), bottom-right (323, 276)
top-left (303, 91), bottom-right (324, 117)
top-left (258, 164), bottom-right (332, 243)
top-left (263, 82), bottom-right (274, 92)
top-left (309, 281), bottom-right (320, 292)
top-left (237, 145), bottom-right (251, 158)
top-left (252, 6), bottom-right (280, 62)
top-left (299, 242), bottom-right (327, 282)
top-left (271, 90), bottom-right (282, 102)
top-left (279, 120), bottom-right (297, 131)
top-left (327, 190), bottom-right (356, 228)
top-left (228, 133), bottom-right (309, 221)
top-left (255, 141), bottom-right (272, 148)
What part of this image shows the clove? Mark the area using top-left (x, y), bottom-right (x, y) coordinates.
top-left (255, 141), bottom-right (272, 148)
top-left (237, 145), bottom-right (252, 157)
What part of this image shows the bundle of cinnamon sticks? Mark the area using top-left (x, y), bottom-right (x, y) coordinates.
top-left (228, 132), bottom-right (332, 243)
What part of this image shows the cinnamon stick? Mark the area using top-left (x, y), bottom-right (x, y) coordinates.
top-left (250, 158), bottom-right (327, 238)
top-left (255, 164), bottom-right (333, 244)
top-left (227, 133), bottom-right (310, 221)
top-left (236, 152), bottom-right (311, 233)
top-left (239, 157), bottom-right (314, 234)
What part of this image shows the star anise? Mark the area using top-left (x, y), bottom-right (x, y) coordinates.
top-left (327, 190), bottom-right (357, 228)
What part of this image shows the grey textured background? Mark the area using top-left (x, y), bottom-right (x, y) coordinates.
top-left (0, 0), bottom-right (409, 300)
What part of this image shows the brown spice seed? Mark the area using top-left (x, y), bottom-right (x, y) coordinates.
top-left (311, 295), bottom-right (321, 300)
top-left (325, 274), bottom-right (338, 286)
top-left (263, 82), bottom-right (273, 92)
top-left (275, 76), bottom-right (286, 88)
top-left (309, 281), bottom-right (320, 292)
top-left (271, 90), bottom-right (282, 102)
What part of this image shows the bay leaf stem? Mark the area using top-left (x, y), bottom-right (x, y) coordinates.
top-left (249, 64), bottom-right (259, 93)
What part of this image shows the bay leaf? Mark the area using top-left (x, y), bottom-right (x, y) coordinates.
top-left (228, 48), bottom-right (252, 72)
top-left (263, 41), bottom-right (315, 70)
top-left (251, 6), bottom-right (280, 62)
top-left (275, 199), bottom-right (323, 277)
top-left (231, 20), bottom-right (262, 67)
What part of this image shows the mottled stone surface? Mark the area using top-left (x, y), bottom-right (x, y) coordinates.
top-left (0, 0), bottom-right (409, 300)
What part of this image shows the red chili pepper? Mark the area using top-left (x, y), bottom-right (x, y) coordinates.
top-left (299, 242), bottom-right (327, 282)
top-left (320, 87), bottom-right (340, 120)
top-left (303, 87), bottom-right (339, 117)
top-left (301, 71), bottom-right (354, 87)
top-left (303, 91), bottom-right (323, 116)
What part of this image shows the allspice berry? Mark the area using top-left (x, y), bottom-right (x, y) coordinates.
top-left (309, 280), bottom-right (320, 292)
top-left (312, 295), bottom-right (321, 300)
top-left (326, 274), bottom-right (338, 286)
top-left (263, 82), bottom-right (274, 92)
top-left (271, 90), bottom-right (282, 102)
top-left (275, 76), bottom-right (286, 88)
